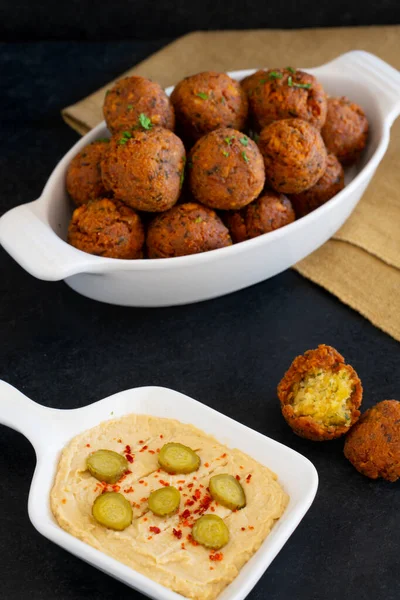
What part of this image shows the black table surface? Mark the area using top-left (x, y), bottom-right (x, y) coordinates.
top-left (0, 40), bottom-right (399, 600)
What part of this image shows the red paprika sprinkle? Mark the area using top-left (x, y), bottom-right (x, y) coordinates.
top-left (241, 527), bottom-right (246, 531)
top-left (204, 462), bottom-right (210, 468)
top-left (150, 526), bottom-right (161, 534)
top-left (124, 445), bottom-right (132, 454)
top-left (181, 509), bottom-right (191, 520)
top-left (246, 474), bottom-right (252, 483)
top-left (194, 489), bottom-right (201, 499)
top-left (86, 444), bottom-right (91, 448)
top-left (61, 499), bottom-right (67, 504)
top-left (181, 542), bottom-right (185, 549)
top-left (178, 487), bottom-right (183, 491)
top-left (149, 450), bottom-right (155, 454)
top-left (177, 480), bottom-right (185, 484)
top-left (210, 506), bottom-right (215, 512)
top-left (124, 487), bottom-right (134, 493)
top-left (143, 517), bottom-right (148, 522)
top-left (173, 528), bottom-right (183, 539)
top-left (249, 526), bottom-right (254, 531)
top-left (188, 483), bottom-right (194, 489)
top-left (160, 435), bottom-right (164, 439)
top-left (159, 480), bottom-right (170, 487)
top-left (139, 480), bottom-right (144, 484)
top-left (126, 454), bottom-right (134, 463)
top-left (185, 499), bottom-right (195, 507)
top-left (139, 440), bottom-right (144, 444)
top-left (148, 536), bottom-right (153, 540)
top-left (209, 552), bottom-right (224, 562)
top-left (140, 445), bottom-right (148, 453)
top-left (117, 438), bottom-right (122, 443)
top-left (236, 475), bottom-right (241, 481)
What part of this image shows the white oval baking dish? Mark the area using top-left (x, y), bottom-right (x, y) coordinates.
top-left (0, 381), bottom-right (318, 600)
top-left (0, 51), bottom-right (399, 307)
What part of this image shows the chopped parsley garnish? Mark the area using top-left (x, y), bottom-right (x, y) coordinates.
top-left (224, 136), bottom-right (233, 145)
top-left (105, 90), bottom-right (111, 96)
top-left (239, 136), bottom-right (248, 146)
top-left (222, 150), bottom-right (230, 157)
top-left (220, 96), bottom-right (226, 104)
top-left (127, 104), bottom-right (133, 110)
top-left (242, 151), bottom-right (249, 163)
top-left (268, 71), bottom-right (283, 80)
top-left (188, 160), bottom-right (193, 169)
top-left (293, 82), bottom-right (312, 89)
top-left (195, 216), bottom-right (203, 223)
top-left (97, 138), bottom-right (110, 143)
top-left (196, 92), bottom-right (209, 100)
top-left (138, 113), bottom-right (153, 129)
top-left (118, 131), bottom-right (132, 145)
top-left (286, 66), bottom-right (296, 74)
top-left (259, 78), bottom-right (267, 84)
top-left (288, 76), bottom-right (311, 89)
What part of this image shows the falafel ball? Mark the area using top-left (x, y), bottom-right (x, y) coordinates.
top-left (224, 190), bottom-right (295, 243)
top-left (146, 202), bottom-right (232, 258)
top-left (68, 198), bottom-right (145, 259)
top-left (103, 76), bottom-right (175, 134)
top-left (101, 127), bottom-right (186, 212)
top-left (321, 96), bottom-right (368, 165)
top-left (258, 118), bottom-right (327, 195)
top-left (290, 153), bottom-right (345, 217)
top-left (344, 400), bottom-right (400, 481)
top-left (189, 128), bottom-right (265, 210)
top-left (170, 72), bottom-right (248, 142)
top-left (66, 139), bottom-right (109, 207)
top-left (278, 344), bottom-right (363, 441)
top-left (242, 68), bottom-right (327, 131)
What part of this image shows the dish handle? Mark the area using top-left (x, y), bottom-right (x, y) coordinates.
top-left (319, 50), bottom-right (400, 126)
top-left (0, 199), bottom-right (101, 281)
top-left (0, 380), bottom-right (59, 452)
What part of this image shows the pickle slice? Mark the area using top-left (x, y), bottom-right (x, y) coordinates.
top-left (148, 485), bottom-right (181, 516)
top-left (158, 442), bottom-right (200, 474)
top-left (87, 449), bottom-right (128, 484)
top-left (209, 474), bottom-right (246, 510)
top-left (192, 514), bottom-right (230, 550)
top-left (92, 492), bottom-right (132, 530)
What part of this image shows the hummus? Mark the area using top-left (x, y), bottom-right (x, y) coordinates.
top-left (51, 414), bottom-right (288, 600)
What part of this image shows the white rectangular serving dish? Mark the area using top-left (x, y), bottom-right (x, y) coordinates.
top-left (1, 50), bottom-right (399, 306)
top-left (0, 380), bottom-right (317, 600)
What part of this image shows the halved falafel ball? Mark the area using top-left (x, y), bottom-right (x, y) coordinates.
top-left (321, 96), bottom-right (368, 165)
top-left (189, 129), bottom-right (265, 210)
top-left (290, 153), bottom-right (345, 217)
top-left (224, 190), bottom-right (295, 243)
top-left (68, 198), bottom-right (144, 259)
top-left (103, 76), bottom-right (175, 134)
top-left (170, 72), bottom-right (248, 142)
top-left (278, 344), bottom-right (363, 441)
top-left (344, 400), bottom-right (400, 481)
top-left (258, 118), bottom-right (327, 195)
top-left (242, 68), bottom-right (327, 131)
top-left (146, 202), bottom-right (232, 258)
top-left (66, 139), bottom-right (109, 206)
top-left (101, 127), bottom-right (186, 212)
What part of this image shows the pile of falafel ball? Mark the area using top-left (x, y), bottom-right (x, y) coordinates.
top-left (66, 68), bottom-right (369, 259)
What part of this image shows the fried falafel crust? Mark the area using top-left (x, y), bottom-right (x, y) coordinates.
top-left (277, 344), bottom-right (363, 441)
top-left (344, 400), bottom-right (400, 481)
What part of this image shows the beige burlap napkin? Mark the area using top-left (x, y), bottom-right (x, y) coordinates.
top-left (62, 27), bottom-right (400, 340)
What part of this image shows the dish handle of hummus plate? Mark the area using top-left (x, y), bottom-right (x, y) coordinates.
top-left (0, 199), bottom-right (102, 281)
top-left (319, 51), bottom-right (400, 126)
top-left (0, 380), bottom-right (58, 452)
